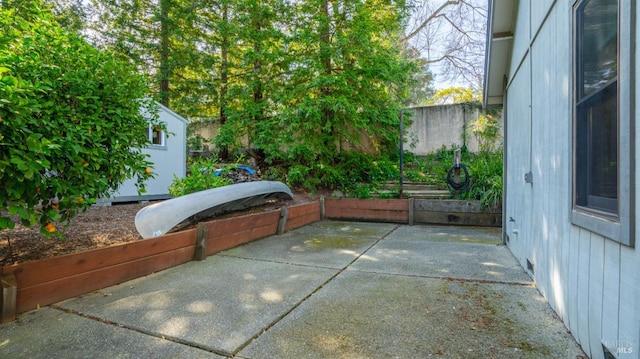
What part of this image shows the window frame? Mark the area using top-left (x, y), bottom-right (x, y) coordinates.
top-left (147, 122), bottom-right (167, 149)
top-left (571, 0), bottom-right (635, 247)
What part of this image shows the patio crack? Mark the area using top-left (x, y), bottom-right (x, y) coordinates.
top-left (230, 224), bottom-right (402, 356)
top-left (341, 269), bottom-right (536, 287)
top-left (49, 304), bottom-right (235, 357)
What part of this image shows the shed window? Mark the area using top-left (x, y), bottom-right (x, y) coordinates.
top-left (572, 0), bottom-right (634, 246)
top-left (148, 124), bottom-right (166, 147)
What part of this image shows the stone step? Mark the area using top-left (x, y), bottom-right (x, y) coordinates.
top-left (380, 182), bottom-right (445, 191)
top-left (372, 189), bottom-right (450, 199)
top-left (379, 181), bottom-right (445, 191)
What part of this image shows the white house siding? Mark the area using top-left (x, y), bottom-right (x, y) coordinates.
top-left (504, 55), bottom-right (532, 272)
top-left (499, 1), bottom-right (640, 358)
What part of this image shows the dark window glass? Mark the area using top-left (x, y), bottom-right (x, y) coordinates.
top-left (578, 0), bottom-right (617, 97)
top-left (147, 125), bottom-right (165, 146)
top-left (575, 0), bottom-right (618, 215)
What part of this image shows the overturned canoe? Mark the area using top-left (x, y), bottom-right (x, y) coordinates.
top-left (135, 181), bottom-right (293, 239)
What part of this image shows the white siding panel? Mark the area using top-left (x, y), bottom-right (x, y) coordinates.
top-left (510, 0), bottom-right (532, 80)
top-left (550, 1), bottom-right (572, 323)
top-left (576, 228), bottom-right (591, 353)
top-left (504, 56), bottom-right (531, 268)
top-left (588, 235), bottom-right (605, 359)
top-left (528, 3), bottom-right (572, 311)
top-left (617, 245), bottom-right (639, 358)
top-left (601, 240), bottom-right (620, 354)
top-left (530, 31), bottom-right (549, 299)
top-left (567, 225), bottom-right (581, 336)
top-left (531, 0), bottom-right (555, 40)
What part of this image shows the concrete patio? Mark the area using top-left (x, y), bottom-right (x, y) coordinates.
top-left (0, 221), bottom-right (585, 358)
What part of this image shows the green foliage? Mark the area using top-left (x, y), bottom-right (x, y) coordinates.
top-left (168, 158), bottom-right (232, 197)
top-left (430, 87), bottom-right (482, 105)
top-left (462, 148), bottom-right (503, 210)
top-left (53, 0), bottom-right (417, 192)
top-left (282, 151), bottom-right (398, 197)
top-left (403, 146), bottom-right (463, 188)
top-left (404, 145), bottom-right (503, 209)
top-left (470, 113), bottom-right (501, 153)
top-left (0, 2), bottom-right (154, 235)
top-left (404, 59), bottom-right (435, 107)
top-left (186, 133), bottom-right (208, 152)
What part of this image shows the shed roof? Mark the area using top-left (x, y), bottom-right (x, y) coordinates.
top-left (483, 0), bottom-right (518, 108)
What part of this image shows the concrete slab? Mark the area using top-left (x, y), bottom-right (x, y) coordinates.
top-left (350, 225), bottom-right (532, 284)
top-left (0, 307), bottom-right (220, 359)
top-left (55, 255), bottom-right (336, 355)
top-left (0, 222), bottom-right (584, 359)
top-left (222, 221), bottom-right (396, 268)
top-left (282, 221), bottom-right (398, 239)
top-left (389, 224), bottom-right (503, 244)
top-left (240, 270), bottom-right (583, 358)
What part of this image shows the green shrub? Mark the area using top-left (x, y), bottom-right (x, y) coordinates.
top-left (461, 148), bottom-right (503, 209)
top-left (399, 145), bottom-right (503, 209)
top-left (279, 151), bottom-right (399, 195)
top-left (168, 158), bottom-right (232, 197)
top-left (0, 4), bottom-right (155, 235)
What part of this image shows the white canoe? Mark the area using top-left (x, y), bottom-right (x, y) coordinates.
top-left (134, 181), bottom-right (293, 239)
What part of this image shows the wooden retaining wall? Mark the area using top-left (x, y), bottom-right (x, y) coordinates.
top-left (0, 202), bottom-right (321, 322)
top-left (413, 199), bottom-right (502, 227)
top-left (323, 198), bottom-right (501, 227)
top-left (324, 198), bottom-right (410, 223)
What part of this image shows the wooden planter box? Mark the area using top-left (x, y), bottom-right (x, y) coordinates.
top-left (323, 197), bottom-right (501, 227)
top-left (413, 199), bottom-right (502, 227)
top-left (0, 202), bottom-right (321, 322)
top-left (323, 198), bottom-right (410, 223)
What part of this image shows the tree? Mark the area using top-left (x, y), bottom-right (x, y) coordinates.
top-left (402, 0), bottom-right (487, 87)
top-left (76, 0), bottom-right (209, 116)
top-left (47, 0), bottom-right (419, 191)
top-left (0, 1), bottom-right (154, 234)
top-left (431, 86), bottom-right (481, 104)
top-left (404, 52), bottom-right (436, 107)
top-left (276, 0), bottom-right (416, 169)
top-left (220, 0), bottom-right (291, 164)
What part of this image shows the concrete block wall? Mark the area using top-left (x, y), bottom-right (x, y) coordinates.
top-left (406, 104), bottom-right (503, 155)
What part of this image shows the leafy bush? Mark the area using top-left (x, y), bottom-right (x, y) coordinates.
top-left (462, 148), bottom-right (503, 210)
top-left (400, 145), bottom-right (503, 209)
top-left (403, 145), bottom-right (463, 188)
top-left (0, 3), bottom-right (154, 235)
top-left (168, 158), bottom-right (232, 197)
top-left (280, 151), bottom-right (399, 196)
top-left (470, 114), bottom-right (501, 153)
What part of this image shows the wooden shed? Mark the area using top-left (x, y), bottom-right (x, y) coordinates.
top-left (106, 102), bottom-right (187, 203)
top-left (484, 1), bottom-right (638, 358)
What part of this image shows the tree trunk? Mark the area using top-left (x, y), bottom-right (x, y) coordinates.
top-left (218, 5), bottom-right (230, 160)
top-left (159, 0), bottom-right (171, 107)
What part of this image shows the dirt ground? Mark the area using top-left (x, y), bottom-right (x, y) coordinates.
top-left (0, 189), bottom-right (323, 266)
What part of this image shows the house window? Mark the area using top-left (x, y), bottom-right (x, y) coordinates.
top-left (572, 0), bottom-right (634, 246)
top-left (575, 0), bottom-right (618, 215)
top-left (148, 123), bottom-right (166, 147)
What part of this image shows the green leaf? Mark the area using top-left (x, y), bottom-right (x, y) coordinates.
top-left (0, 217), bottom-right (15, 230)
